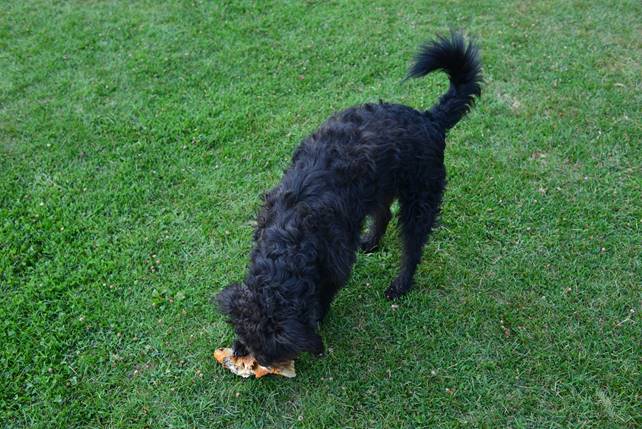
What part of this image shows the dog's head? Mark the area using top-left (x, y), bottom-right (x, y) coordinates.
top-left (216, 282), bottom-right (323, 366)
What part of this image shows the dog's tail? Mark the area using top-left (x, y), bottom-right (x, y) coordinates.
top-left (407, 32), bottom-right (482, 131)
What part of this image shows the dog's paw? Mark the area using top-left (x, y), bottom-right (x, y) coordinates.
top-left (384, 277), bottom-right (411, 300)
top-left (384, 287), bottom-right (402, 300)
top-left (232, 340), bottom-right (249, 357)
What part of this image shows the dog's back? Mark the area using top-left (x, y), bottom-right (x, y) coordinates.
top-left (289, 32), bottom-right (482, 207)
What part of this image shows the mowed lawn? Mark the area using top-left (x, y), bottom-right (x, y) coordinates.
top-left (1, 0), bottom-right (640, 427)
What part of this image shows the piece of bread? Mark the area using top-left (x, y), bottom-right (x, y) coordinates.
top-left (213, 348), bottom-right (296, 378)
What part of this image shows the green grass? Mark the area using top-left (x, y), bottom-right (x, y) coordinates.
top-left (1, 0), bottom-right (640, 427)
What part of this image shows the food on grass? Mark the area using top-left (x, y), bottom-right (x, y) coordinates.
top-left (213, 348), bottom-right (296, 378)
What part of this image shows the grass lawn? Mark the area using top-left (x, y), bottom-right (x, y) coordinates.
top-left (1, 0), bottom-right (640, 427)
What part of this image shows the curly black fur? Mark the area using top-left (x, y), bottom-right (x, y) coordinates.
top-left (217, 32), bottom-right (482, 366)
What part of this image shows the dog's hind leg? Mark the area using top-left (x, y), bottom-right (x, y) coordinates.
top-left (360, 197), bottom-right (393, 253)
top-left (385, 188), bottom-right (442, 300)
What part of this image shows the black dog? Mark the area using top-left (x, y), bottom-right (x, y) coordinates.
top-left (217, 33), bottom-right (482, 366)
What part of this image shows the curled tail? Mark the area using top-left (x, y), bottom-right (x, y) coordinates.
top-left (407, 32), bottom-right (482, 131)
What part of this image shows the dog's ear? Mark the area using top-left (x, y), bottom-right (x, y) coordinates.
top-left (278, 318), bottom-right (324, 355)
top-left (215, 282), bottom-right (245, 317)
